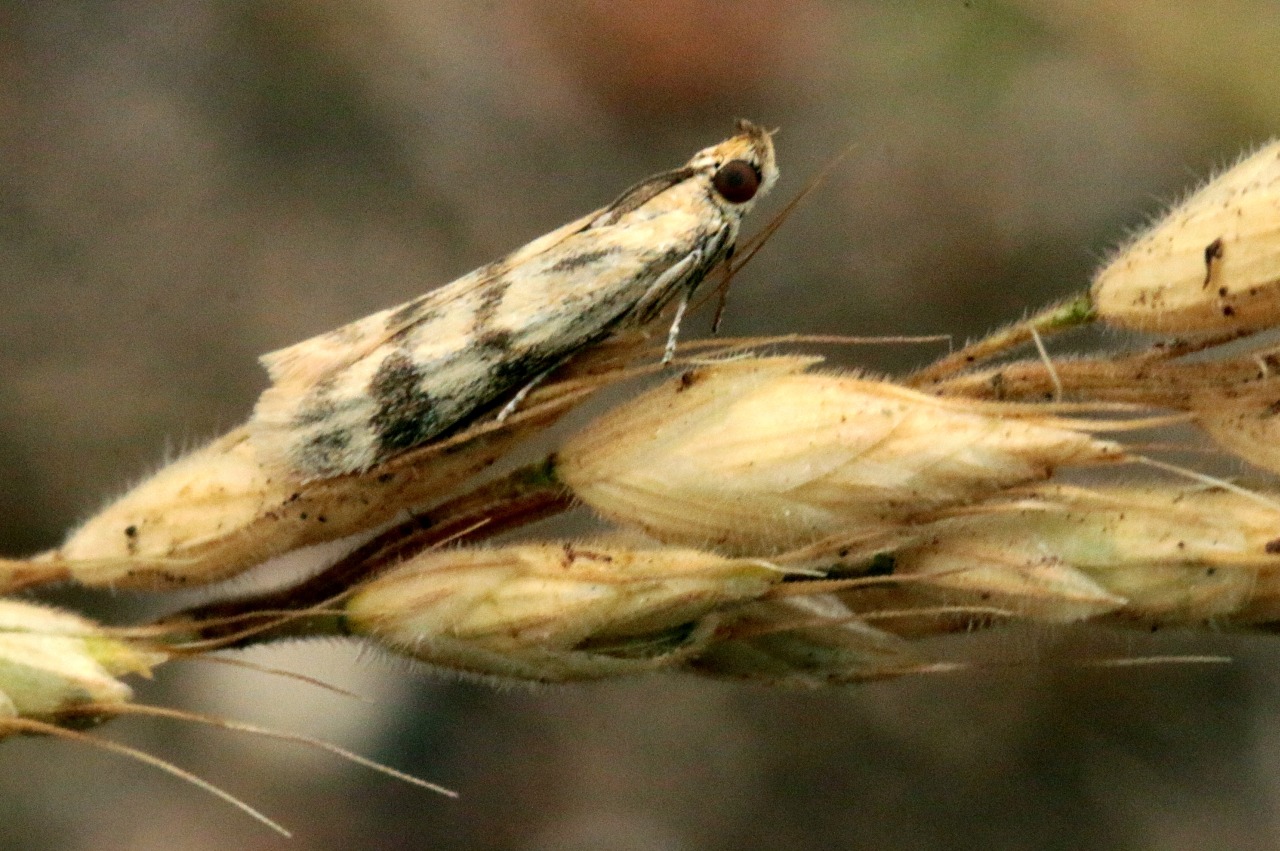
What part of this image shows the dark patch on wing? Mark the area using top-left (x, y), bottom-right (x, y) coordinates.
top-left (476, 328), bottom-right (514, 355)
top-left (292, 400), bottom-right (336, 427)
top-left (292, 393), bottom-right (370, 428)
top-left (472, 272), bottom-right (513, 330)
top-left (475, 258), bottom-right (509, 281)
top-left (290, 373), bottom-right (371, 428)
top-left (387, 296), bottom-right (425, 329)
top-left (368, 350), bottom-right (443, 454)
top-left (387, 296), bottom-right (442, 331)
top-left (593, 167), bottom-right (698, 227)
top-left (325, 320), bottom-right (371, 345)
top-left (301, 428), bottom-right (353, 473)
top-left (289, 374), bottom-right (340, 427)
top-left (547, 247), bottom-right (619, 274)
top-left (489, 344), bottom-right (568, 392)
top-left (306, 428), bottom-right (351, 452)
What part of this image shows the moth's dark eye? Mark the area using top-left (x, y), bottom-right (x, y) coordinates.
top-left (712, 159), bottom-right (761, 204)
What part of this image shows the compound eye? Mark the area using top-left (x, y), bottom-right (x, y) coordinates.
top-left (712, 159), bottom-right (761, 203)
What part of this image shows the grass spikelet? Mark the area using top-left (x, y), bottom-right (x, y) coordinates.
top-left (0, 600), bottom-right (162, 728)
top-left (1092, 141), bottom-right (1280, 335)
top-left (555, 356), bottom-right (1126, 555)
top-left (344, 542), bottom-right (783, 682)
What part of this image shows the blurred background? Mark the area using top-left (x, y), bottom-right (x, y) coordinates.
top-left (4, 1), bottom-right (1280, 848)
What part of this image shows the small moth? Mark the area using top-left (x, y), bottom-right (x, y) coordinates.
top-left (249, 120), bottom-right (778, 478)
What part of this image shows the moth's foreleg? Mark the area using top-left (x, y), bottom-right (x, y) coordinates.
top-left (632, 250), bottom-right (702, 368)
top-left (634, 250), bottom-right (700, 322)
top-left (495, 364), bottom-right (559, 425)
top-left (661, 295), bottom-right (689, 365)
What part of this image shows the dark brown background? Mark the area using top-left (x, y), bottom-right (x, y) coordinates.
top-left (3, 2), bottom-right (1280, 848)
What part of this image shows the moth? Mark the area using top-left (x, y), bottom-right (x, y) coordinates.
top-left (249, 120), bottom-right (778, 478)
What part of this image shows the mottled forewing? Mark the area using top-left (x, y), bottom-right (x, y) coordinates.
top-left (257, 208), bottom-right (605, 394)
top-left (250, 181), bottom-right (729, 478)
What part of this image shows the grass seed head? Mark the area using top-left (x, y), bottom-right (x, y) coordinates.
top-left (344, 542), bottom-right (782, 683)
top-left (0, 600), bottom-right (161, 728)
top-left (1192, 385), bottom-right (1280, 476)
top-left (1092, 141), bottom-right (1280, 335)
top-left (688, 595), bottom-right (930, 685)
top-left (48, 420), bottom-right (529, 590)
top-left (877, 485), bottom-right (1280, 627)
top-left (556, 357), bottom-right (1124, 555)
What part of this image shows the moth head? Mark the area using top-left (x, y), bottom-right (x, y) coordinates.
top-left (689, 119), bottom-right (779, 213)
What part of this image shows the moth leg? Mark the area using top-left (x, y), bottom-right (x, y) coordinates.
top-left (633, 250), bottom-right (700, 322)
top-left (661, 295), bottom-right (689, 365)
top-left (495, 364), bottom-right (558, 424)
